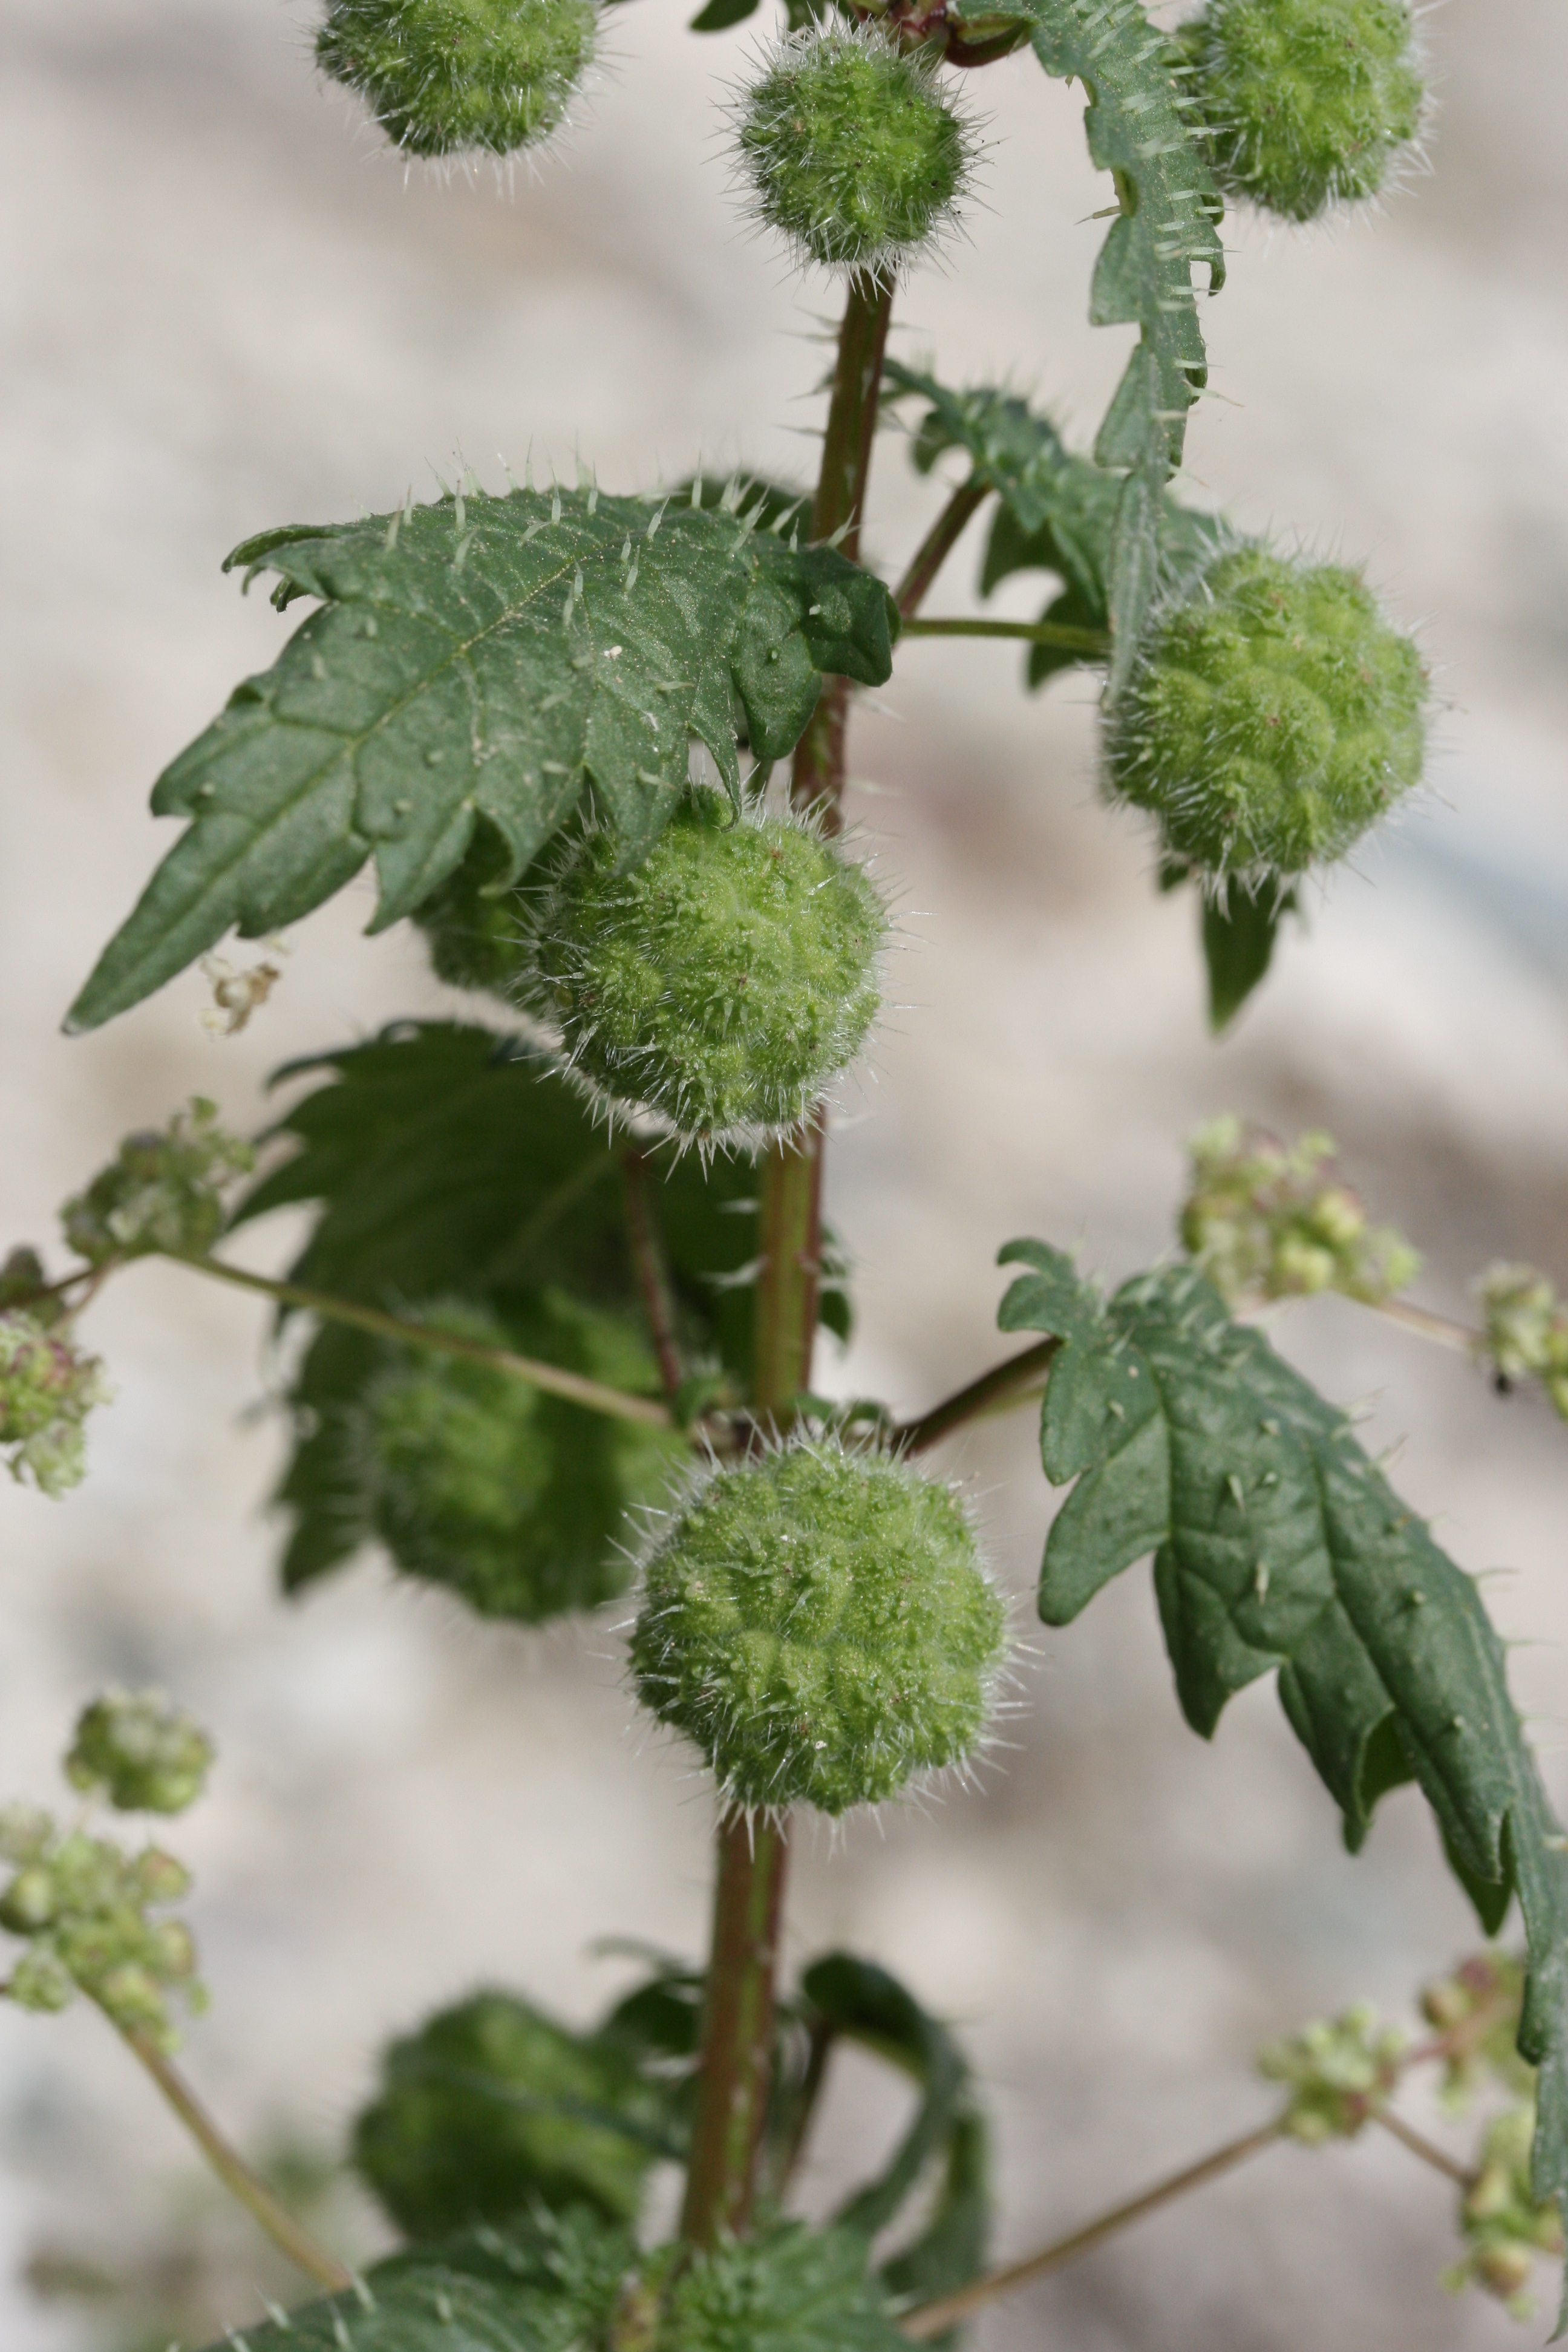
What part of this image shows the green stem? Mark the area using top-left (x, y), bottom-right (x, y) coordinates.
top-left (901, 616), bottom-right (1111, 658)
top-left (120, 2025), bottom-right (353, 2293)
top-left (678, 1811), bottom-right (790, 2247)
top-left (894, 1337), bottom-right (1060, 1454)
top-left (174, 1253), bottom-right (675, 1431)
top-left (1373, 2105), bottom-right (1475, 2188)
top-left (900, 2118), bottom-right (1283, 2339)
top-left (893, 482), bottom-right (990, 621)
top-left (680, 268), bottom-right (895, 2258)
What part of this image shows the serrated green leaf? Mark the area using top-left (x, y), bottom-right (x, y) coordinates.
top-left (232, 1023), bottom-right (850, 1594)
top-left (203, 2217), bottom-right (911, 2352)
top-left (941, 0), bottom-right (1224, 670)
top-left (1200, 874), bottom-right (1299, 1031)
top-left (66, 487), bottom-right (897, 1033)
top-left (799, 1952), bottom-right (989, 2307)
top-left (1004, 1250), bottom-right (1568, 2242)
top-left (886, 363), bottom-right (1220, 687)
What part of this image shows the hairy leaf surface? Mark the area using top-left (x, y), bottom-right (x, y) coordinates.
top-left (67, 486), bottom-right (897, 1031)
top-left (943, 0), bottom-right (1223, 678)
top-left (1001, 1243), bottom-right (1568, 2229)
top-left (207, 2215), bottom-right (910, 2352)
top-left (886, 362), bottom-right (1218, 684)
top-left (233, 1023), bottom-right (849, 1590)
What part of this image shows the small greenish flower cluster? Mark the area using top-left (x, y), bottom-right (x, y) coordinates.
top-left (1180, 1115), bottom-right (1420, 1307)
top-left (1420, 1950), bottom-right (1531, 2115)
top-left (733, 26), bottom-right (974, 278)
top-left (317, 0), bottom-right (597, 161)
top-left (1108, 545), bottom-right (1428, 883)
top-left (1179, 0), bottom-right (1425, 223)
top-left (60, 1097), bottom-right (254, 1267)
top-left (1444, 2103), bottom-right (1564, 2318)
top-left (361, 1298), bottom-right (675, 1622)
top-left (1258, 2004), bottom-right (1403, 2141)
top-left (65, 1689), bottom-right (214, 1816)
top-left (631, 1439), bottom-right (1007, 1816)
top-left (1477, 1265), bottom-right (1568, 1422)
top-left (0, 1805), bottom-right (203, 2051)
top-left (0, 1307), bottom-right (110, 1497)
top-left (528, 799), bottom-right (886, 1152)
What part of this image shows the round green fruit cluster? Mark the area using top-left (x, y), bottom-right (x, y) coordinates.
top-left (361, 1298), bottom-right (675, 1622)
top-left (631, 1440), bottom-right (1005, 1816)
top-left (65, 1690), bottom-right (214, 1817)
top-left (317, 0), bottom-right (596, 161)
top-left (1106, 545), bottom-right (1428, 881)
top-left (1181, 0), bottom-right (1425, 223)
top-left (413, 824), bottom-right (529, 995)
top-left (734, 27), bottom-right (973, 276)
top-left (528, 798), bottom-right (886, 1151)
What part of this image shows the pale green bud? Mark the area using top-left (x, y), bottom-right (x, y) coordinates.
top-left (60, 1098), bottom-right (253, 1267)
top-left (65, 1689), bottom-right (214, 1815)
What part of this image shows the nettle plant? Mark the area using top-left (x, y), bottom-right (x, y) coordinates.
top-left (5, 0), bottom-right (1568, 2343)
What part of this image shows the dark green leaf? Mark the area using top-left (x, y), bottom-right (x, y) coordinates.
top-left (232, 1024), bottom-right (851, 1595)
top-left (353, 1992), bottom-right (678, 2239)
top-left (1002, 1249), bottom-right (1568, 2233)
top-left (885, 364), bottom-right (1220, 687)
top-left (940, 0), bottom-right (1224, 668)
top-left (690, 0), bottom-right (757, 25)
top-left (67, 486), bottom-right (897, 1032)
top-left (799, 1952), bottom-right (990, 2301)
top-left (1201, 875), bottom-right (1298, 1031)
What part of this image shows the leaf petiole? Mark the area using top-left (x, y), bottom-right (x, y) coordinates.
top-left (900, 616), bottom-right (1111, 658)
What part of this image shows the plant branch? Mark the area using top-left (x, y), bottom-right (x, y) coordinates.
top-left (120, 2025), bottom-right (353, 2293)
top-left (1373, 2105), bottom-right (1475, 2189)
top-left (893, 1338), bottom-right (1060, 1454)
top-left (681, 269), bottom-right (894, 2257)
top-left (621, 1148), bottom-right (686, 1408)
top-left (678, 1811), bottom-right (790, 2247)
top-left (899, 2118), bottom-right (1283, 2339)
top-left (893, 482), bottom-right (990, 620)
top-left (168, 1253), bottom-right (675, 1431)
top-left (900, 616), bottom-right (1111, 658)
top-left (1374, 1295), bottom-right (1478, 1357)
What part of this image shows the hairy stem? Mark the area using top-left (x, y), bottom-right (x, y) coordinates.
top-left (121, 2025), bottom-right (353, 2293)
top-left (901, 616), bottom-right (1111, 658)
top-left (622, 1148), bottom-right (686, 1408)
top-left (895, 1337), bottom-right (1060, 1454)
top-left (893, 482), bottom-right (989, 620)
top-left (171, 1253), bottom-right (675, 1430)
top-left (681, 269), bottom-right (895, 2256)
top-left (900, 2119), bottom-right (1283, 2338)
top-left (678, 1812), bottom-right (790, 2247)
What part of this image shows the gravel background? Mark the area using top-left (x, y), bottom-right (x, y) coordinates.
top-left (2, 0), bottom-right (1567, 2344)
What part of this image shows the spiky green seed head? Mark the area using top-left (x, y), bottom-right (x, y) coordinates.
top-left (1106, 544), bottom-right (1428, 883)
top-left (733, 26), bottom-right (975, 277)
top-left (631, 1439), bottom-right (1006, 1817)
top-left (353, 1991), bottom-right (662, 2235)
top-left (1180, 0), bottom-right (1425, 223)
top-left (316, 0), bottom-right (596, 161)
top-left (65, 1690), bottom-right (214, 1817)
top-left (361, 1299), bottom-right (676, 1623)
top-left (528, 798), bottom-right (886, 1152)
top-left (413, 824), bottom-right (530, 994)
top-left (0, 1310), bottom-right (110, 1497)
top-left (60, 1097), bottom-right (254, 1268)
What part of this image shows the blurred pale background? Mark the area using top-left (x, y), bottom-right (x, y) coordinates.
top-left (2, 0), bottom-right (1567, 2344)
